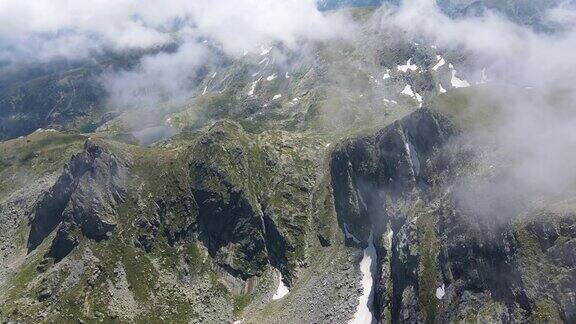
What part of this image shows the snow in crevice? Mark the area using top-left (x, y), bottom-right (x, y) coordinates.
top-left (202, 86), bottom-right (207, 95)
top-left (383, 69), bottom-right (391, 80)
top-left (401, 84), bottom-right (415, 97)
top-left (432, 56), bottom-right (445, 71)
top-left (439, 83), bottom-right (447, 93)
top-left (260, 46), bottom-right (272, 56)
top-left (435, 284), bottom-right (445, 300)
top-left (398, 58), bottom-right (418, 73)
top-left (344, 223), bottom-right (361, 244)
top-left (248, 78), bottom-right (261, 96)
top-left (414, 92), bottom-right (423, 107)
top-left (272, 270), bottom-right (289, 300)
top-left (449, 64), bottom-right (470, 88)
top-left (350, 231), bottom-right (377, 324)
top-left (285, 72), bottom-right (290, 79)
top-left (401, 85), bottom-right (423, 107)
top-left (404, 134), bottom-right (421, 177)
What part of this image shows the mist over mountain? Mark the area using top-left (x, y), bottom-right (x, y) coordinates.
top-left (1, 1), bottom-right (576, 323)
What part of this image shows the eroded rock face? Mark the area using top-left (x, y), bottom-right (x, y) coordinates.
top-left (330, 108), bottom-right (576, 323)
top-left (184, 121), bottom-right (320, 284)
top-left (27, 140), bottom-right (127, 260)
top-left (331, 108), bottom-right (456, 242)
top-left (188, 121), bottom-right (287, 280)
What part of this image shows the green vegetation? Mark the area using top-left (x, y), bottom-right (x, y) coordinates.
top-left (529, 299), bottom-right (563, 324)
top-left (414, 201), bottom-right (439, 324)
top-left (430, 86), bottom-right (503, 131)
top-left (79, 122), bottom-right (99, 133)
top-left (233, 293), bottom-right (253, 316)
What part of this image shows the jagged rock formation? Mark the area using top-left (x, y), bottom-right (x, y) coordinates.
top-left (27, 140), bottom-right (127, 260)
top-left (187, 121), bottom-right (321, 283)
top-left (1, 103), bottom-right (575, 323)
top-left (330, 108), bottom-right (576, 323)
top-left (331, 108), bottom-right (457, 241)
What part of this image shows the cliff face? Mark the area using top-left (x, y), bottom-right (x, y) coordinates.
top-left (1, 107), bottom-right (575, 323)
top-left (330, 108), bottom-right (576, 323)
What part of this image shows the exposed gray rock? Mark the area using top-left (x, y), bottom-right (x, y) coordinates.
top-left (27, 140), bottom-right (127, 260)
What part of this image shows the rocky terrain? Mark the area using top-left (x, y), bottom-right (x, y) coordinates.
top-left (1, 1), bottom-right (575, 323)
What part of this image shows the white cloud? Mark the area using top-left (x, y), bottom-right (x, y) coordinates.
top-left (101, 42), bottom-right (209, 109)
top-left (0, 0), bottom-right (351, 61)
top-left (379, 0), bottom-right (576, 202)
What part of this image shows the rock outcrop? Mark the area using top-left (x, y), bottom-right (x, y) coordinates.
top-left (331, 108), bottom-right (457, 242)
top-left (330, 108), bottom-right (576, 323)
top-left (27, 140), bottom-right (127, 260)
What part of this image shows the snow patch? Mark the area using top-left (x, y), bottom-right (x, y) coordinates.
top-left (386, 228), bottom-right (394, 248)
top-left (266, 74), bottom-right (277, 81)
top-left (439, 83), bottom-right (447, 93)
top-left (202, 86), bottom-right (207, 95)
top-left (404, 135), bottom-right (421, 176)
top-left (414, 92), bottom-right (423, 106)
top-left (272, 271), bottom-right (289, 300)
top-left (436, 284), bottom-right (445, 300)
top-left (285, 72), bottom-right (290, 79)
top-left (401, 85), bottom-right (423, 106)
top-left (248, 78), bottom-right (260, 96)
top-left (451, 70), bottom-right (470, 88)
top-left (34, 128), bottom-right (58, 133)
top-left (350, 231), bottom-right (377, 324)
top-left (449, 64), bottom-right (470, 88)
top-left (397, 58), bottom-right (418, 73)
top-left (272, 94), bottom-right (282, 100)
top-left (260, 46), bottom-right (272, 56)
top-left (432, 56), bottom-right (445, 71)
top-left (401, 84), bottom-right (415, 97)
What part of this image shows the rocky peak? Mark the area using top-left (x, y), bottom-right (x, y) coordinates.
top-left (27, 139), bottom-right (127, 260)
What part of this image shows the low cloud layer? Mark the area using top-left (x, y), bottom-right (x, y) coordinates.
top-left (379, 0), bottom-right (576, 210)
top-left (0, 0), bottom-right (350, 62)
top-left (0, 0), bottom-right (354, 114)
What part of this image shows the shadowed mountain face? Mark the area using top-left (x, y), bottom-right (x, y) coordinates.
top-left (0, 2), bottom-right (575, 323)
top-left (330, 109), bottom-right (576, 323)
